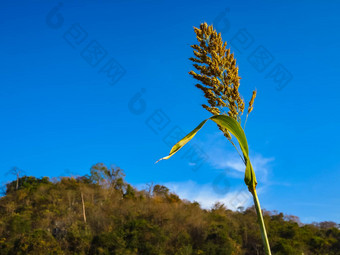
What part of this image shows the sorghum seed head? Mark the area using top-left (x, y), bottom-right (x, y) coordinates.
top-left (189, 23), bottom-right (256, 136)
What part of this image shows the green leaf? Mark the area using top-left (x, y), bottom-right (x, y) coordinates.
top-left (156, 115), bottom-right (257, 189)
top-left (156, 119), bottom-right (209, 162)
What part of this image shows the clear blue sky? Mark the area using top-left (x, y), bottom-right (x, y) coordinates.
top-left (1, 0), bottom-right (339, 223)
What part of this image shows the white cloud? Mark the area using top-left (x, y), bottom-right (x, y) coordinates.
top-left (161, 180), bottom-right (253, 210)
top-left (215, 157), bottom-right (245, 172)
top-left (250, 154), bottom-right (274, 183)
top-left (136, 133), bottom-right (275, 211)
top-left (163, 133), bottom-right (275, 210)
top-left (196, 132), bottom-right (274, 184)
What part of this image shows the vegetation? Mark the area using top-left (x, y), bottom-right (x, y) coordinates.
top-left (0, 163), bottom-right (339, 255)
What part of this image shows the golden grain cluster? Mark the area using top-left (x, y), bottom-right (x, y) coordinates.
top-left (189, 23), bottom-right (256, 138)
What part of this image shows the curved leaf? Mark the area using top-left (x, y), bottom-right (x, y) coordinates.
top-left (156, 115), bottom-right (257, 189)
top-left (156, 119), bottom-right (209, 163)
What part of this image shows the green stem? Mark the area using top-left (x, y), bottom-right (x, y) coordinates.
top-left (250, 188), bottom-right (272, 255)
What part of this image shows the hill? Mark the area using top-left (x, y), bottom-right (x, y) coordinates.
top-left (0, 163), bottom-right (339, 254)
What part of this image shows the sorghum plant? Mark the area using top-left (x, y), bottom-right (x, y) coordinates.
top-left (157, 23), bottom-right (272, 254)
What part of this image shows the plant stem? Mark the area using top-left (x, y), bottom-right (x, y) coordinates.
top-left (251, 188), bottom-right (271, 255)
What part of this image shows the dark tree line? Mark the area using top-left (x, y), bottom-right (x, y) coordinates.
top-left (0, 163), bottom-right (339, 254)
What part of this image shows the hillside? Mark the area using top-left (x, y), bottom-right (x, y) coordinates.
top-left (0, 163), bottom-right (339, 255)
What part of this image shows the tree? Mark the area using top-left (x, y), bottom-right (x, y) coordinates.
top-left (6, 167), bottom-right (24, 191)
top-left (90, 163), bottom-right (126, 193)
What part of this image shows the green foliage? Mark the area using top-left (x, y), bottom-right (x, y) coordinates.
top-left (10, 229), bottom-right (63, 255)
top-left (0, 164), bottom-right (339, 255)
top-left (6, 176), bottom-right (51, 194)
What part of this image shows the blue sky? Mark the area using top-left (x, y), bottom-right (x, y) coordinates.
top-left (1, 0), bottom-right (340, 223)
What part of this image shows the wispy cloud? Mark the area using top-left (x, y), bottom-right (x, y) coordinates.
top-left (152, 180), bottom-right (253, 210)
top-left (138, 133), bottom-right (275, 211)
top-left (170, 132), bottom-right (275, 210)
top-left (194, 132), bottom-right (274, 184)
